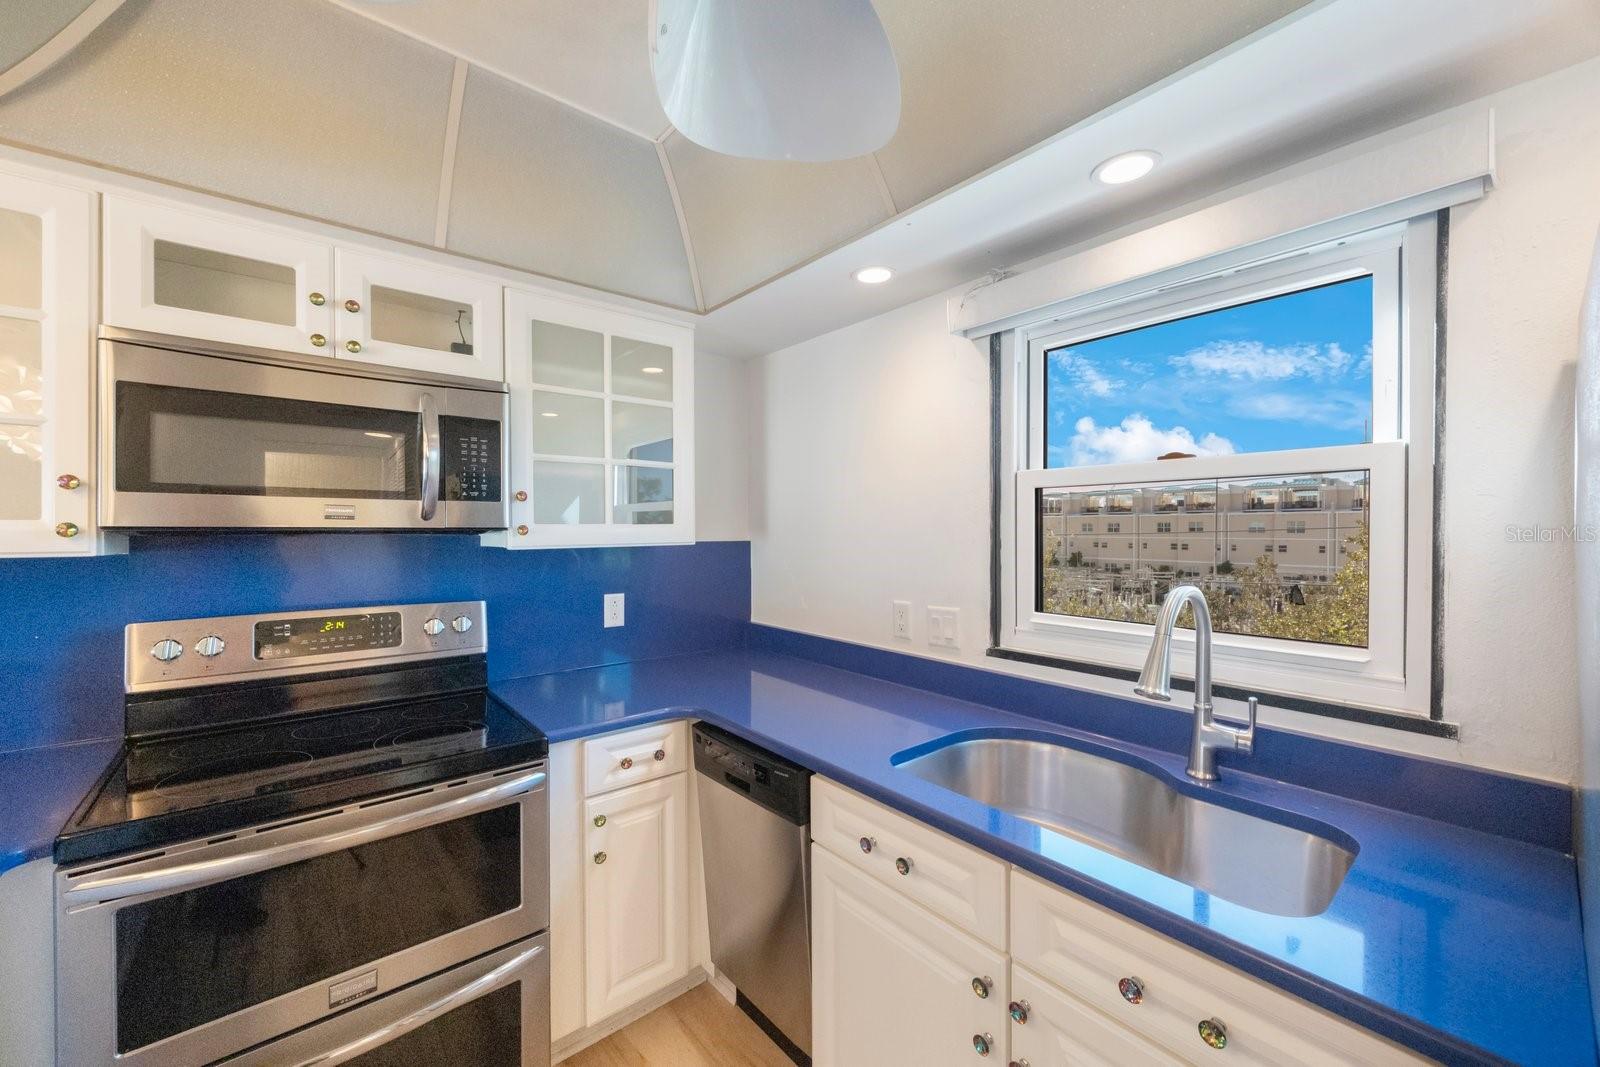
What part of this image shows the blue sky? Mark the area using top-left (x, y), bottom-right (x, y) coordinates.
top-left (1045, 276), bottom-right (1374, 467)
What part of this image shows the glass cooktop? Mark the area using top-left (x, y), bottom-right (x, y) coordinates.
top-left (56, 690), bottom-right (547, 865)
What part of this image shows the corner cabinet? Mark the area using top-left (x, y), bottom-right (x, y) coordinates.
top-left (0, 167), bottom-right (95, 556)
top-left (495, 289), bottom-right (695, 548)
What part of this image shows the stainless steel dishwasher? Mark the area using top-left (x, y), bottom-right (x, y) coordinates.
top-left (694, 723), bottom-right (813, 1064)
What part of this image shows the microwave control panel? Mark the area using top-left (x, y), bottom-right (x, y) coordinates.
top-left (441, 415), bottom-right (502, 502)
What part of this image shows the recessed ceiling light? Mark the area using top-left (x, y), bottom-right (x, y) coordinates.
top-left (641, 366), bottom-right (665, 374)
top-left (363, 431), bottom-right (393, 439)
top-left (1092, 150), bottom-right (1161, 185)
top-left (540, 412), bottom-right (559, 418)
top-left (854, 266), bottom-right (894, 285)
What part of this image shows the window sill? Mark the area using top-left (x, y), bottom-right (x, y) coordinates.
top-left (984, 646), bottom-right (1459, 738)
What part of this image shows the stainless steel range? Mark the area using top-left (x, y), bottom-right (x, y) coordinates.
top-left (54, 601), bottom-right (550, 1067)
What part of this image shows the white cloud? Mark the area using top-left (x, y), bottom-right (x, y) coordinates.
top-left (1170, 340), bottom-right (1356, 382)
top-left (1067, 414), bottom-right (1235, 466)
top-left (1049, 350), bottom-right (1121, 399)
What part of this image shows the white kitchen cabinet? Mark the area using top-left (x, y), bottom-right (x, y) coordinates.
top-left (103, 195), bottom-right (334, 356)
top-left (811, 844), bottom-right (1009, 1067)
top-left (0, 166), bottom-right (95, 556)
top-left (582, 772), bottom-right (689, 1024)
top-left (332, 248), bottom-right (503, 381)
top-left (1010, 868), bottom-right (1426, 1065)
top-left (1009, 962), bottom-right (1182, 1067)
top-left (498, 288), bottom-right (694, 548)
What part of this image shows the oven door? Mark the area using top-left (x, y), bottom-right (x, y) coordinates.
top-left (218, 933), bottom-right (549, 1067)
top-left (56, 764), bottom-right (547, 1067)
top-left (100, 337), bottom-right (505, 530)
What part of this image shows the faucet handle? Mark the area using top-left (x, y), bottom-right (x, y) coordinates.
top-left (1233, 696), bottom-right (1258, 755)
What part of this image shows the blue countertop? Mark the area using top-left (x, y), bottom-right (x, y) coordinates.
top-left (494, 648), bottom-right (1593, 1067)
top-left (0, 737), bottom-right (120, 875)
top-left (2, 643), bottom-right (1588, 1064)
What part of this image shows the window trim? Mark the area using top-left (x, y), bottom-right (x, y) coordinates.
top-left (995, 217), bottom-right (1439, 720)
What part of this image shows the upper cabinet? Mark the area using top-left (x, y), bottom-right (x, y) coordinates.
top-left (333, 249), bottom-right (503, 381)
top-left (0, 167), bottom-right (95, 556)
top-left (103, 197), bottom-right (503, 381)
top-left (498, 289), bottom-right (695, 548)
top-left (104, 196), bottom-right (334, 356)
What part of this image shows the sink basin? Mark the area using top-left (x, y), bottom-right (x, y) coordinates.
top-left (896, 735), bottom-right (1356, 917)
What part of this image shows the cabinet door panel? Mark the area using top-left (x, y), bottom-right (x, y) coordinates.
top-left (103, 196), bottom-right (333, 354)
top-left (0, 168), bottom-right (93, 556)
top-left (500, 288), bottom-right (694, 548)
top-left (812, 845), bottom-right (1007, 1067)
top-left (1010, 963), bottom-right (1182, 1067)
top-left (334, 249), bottom-right (503, 381)
top-left (582, 773), bottom-right (688, 1024)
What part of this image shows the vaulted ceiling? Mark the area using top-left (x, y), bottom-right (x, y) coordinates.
top-left (0, 0), bottom-right (1312, 313)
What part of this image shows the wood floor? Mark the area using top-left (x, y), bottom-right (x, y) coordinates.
top-left (562, 983), bottom-right (795, 1067)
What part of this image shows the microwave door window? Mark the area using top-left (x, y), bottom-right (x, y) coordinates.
top-left (116, 382), bottom-right (420, 498)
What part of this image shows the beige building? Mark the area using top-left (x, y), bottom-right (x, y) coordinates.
top-left (1042, 474), bottom-right (1368, 585)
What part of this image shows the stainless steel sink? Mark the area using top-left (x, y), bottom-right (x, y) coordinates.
top-left (896, 736), bottom-right (1355, 917)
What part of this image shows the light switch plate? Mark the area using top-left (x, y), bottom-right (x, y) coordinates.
top-left (603, 593), bottom-right (625, 628)
top-left (892, 600), bottom-right (912, 640)
top-left (927, 606), bottom-right (959, 649)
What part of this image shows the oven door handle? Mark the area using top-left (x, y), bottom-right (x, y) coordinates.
top-left (294, 940), bottom-right (543, 1066)
top-left (291, 940), bottom-right (540, 1067)
top-left (63, 768), bottom-right (545, 906)
top-left (419, 392), bottom-right (441, 521)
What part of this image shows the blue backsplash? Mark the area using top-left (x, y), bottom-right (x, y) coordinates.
top-left (0, 535), bottom-right (750, 753)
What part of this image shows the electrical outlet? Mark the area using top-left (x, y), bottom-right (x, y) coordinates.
top-left (603, 593), bottom-right (625, 628)
top-left (927, 606), bottom-right (960, 649)
top-left (892, 600), bottom-right (912, 640)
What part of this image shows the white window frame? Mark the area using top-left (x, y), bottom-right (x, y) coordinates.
top-left (997, 219), bottom-right (1438, 716)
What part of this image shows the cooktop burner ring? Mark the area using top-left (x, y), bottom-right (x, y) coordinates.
top-left (160, 730), bottom-right (268, 766)
top-left (378, 721), bottom-right (486, 747)
top-left (290, 713), bottom-right (384, 742)
top-left (152, 750), bottom-right (316, 795)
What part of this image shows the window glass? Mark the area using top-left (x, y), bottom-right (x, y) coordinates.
top-left (1038, 470), bottom-right (1370, 648)
top-left (1044, 277), bottom-right (1374, 467)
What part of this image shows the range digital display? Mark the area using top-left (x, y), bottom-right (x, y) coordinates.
top-left (253, 612), bottom-right (402, 660)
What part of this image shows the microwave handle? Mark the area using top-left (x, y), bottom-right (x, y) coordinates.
top-left (292, 940), bottom-right (543, 1066)
top-left (419, 392), bottom-right (441, 521)
top-left (62, 768), bottom-right (545, 907)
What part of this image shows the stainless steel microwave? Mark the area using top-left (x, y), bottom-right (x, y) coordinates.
top-left (99, 329), bottom-right (508, 531)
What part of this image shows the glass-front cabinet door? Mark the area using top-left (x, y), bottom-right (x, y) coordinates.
top-left (103, 195), bottom-right (335, 356)
top-left (334, 249), bottom-right (504, 382)
top-left (0, 166), bottom-right (94, 556)
top-left (498, 289), bottom-right (693, 548)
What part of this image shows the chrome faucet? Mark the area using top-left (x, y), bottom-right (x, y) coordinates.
top-left (1134, 585), bottom-right (1257, 781)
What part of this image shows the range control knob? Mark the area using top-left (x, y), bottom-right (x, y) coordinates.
top-left (150, 639), bottom-right (183, 663)
top-left (195, 635), bottom-right (226, 658)
top-left (422, 617), bottom-right (445, 636)
top-left (450, 615), bottom-right (474, 634)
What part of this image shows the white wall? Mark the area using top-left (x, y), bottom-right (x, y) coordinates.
top-left (750, 57), bottom-right (1600, 783)
top-left (694, 351), bottom-right (751, 542)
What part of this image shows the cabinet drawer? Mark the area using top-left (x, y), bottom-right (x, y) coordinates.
top-left (811, 777), bottom-right (1007, 949)
top-left (1010, 963), bottom-right (1182, 1067)
top-left (584, 721), bottom-right (688, 795)
top-left (1010, 871), bottom-right (1429, 1065)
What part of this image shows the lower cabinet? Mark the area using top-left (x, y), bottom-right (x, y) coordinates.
top-left (811, 844), bottom-right (1009, 1067)
top-left (1009, 962), bottom-right (1182, 1067)
top-left (810, 777), bottom-right (1431, 1067)
top-left (581, 772), bottom-right (689, 1025)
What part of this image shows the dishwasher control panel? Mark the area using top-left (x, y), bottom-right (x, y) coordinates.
top-left (693, 722), bottom-right (810, 825)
